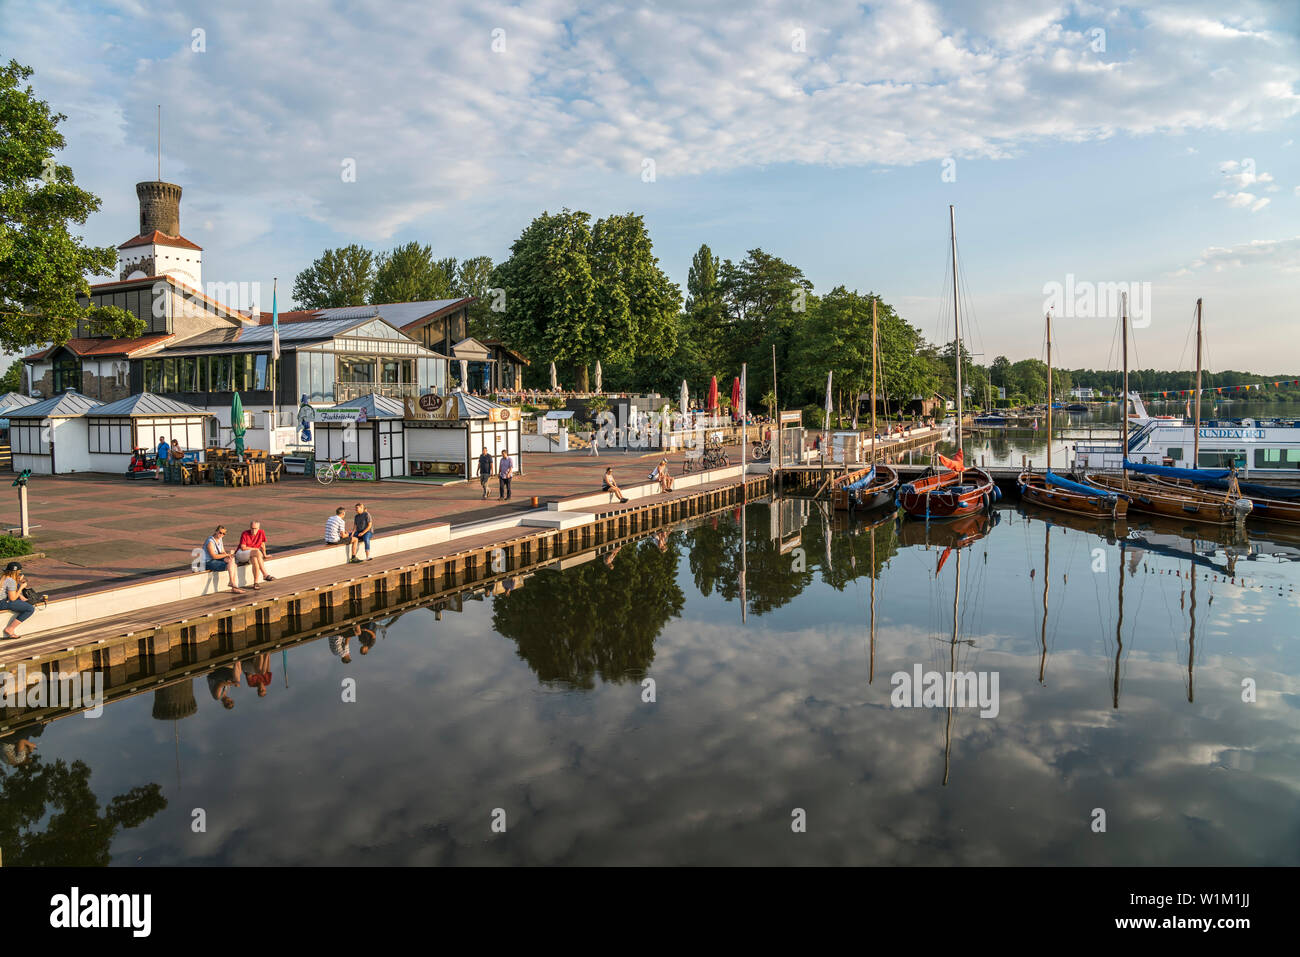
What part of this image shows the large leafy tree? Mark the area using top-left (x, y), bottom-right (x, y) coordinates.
top-left (717, 249), bottom-right (814, 404)
top-left (372, 241), bottom-right (452, 304)
top-left (494, 209), bottom-right (680, 391)
top-left (0, 358), bottom-right (23, 392)
top-left (681, 243), bottom-right (726, 379)
top-left (452, 255), bottom-right (496, 338)
top-left (291, 243), bottom-right (376, 308)
top-left (0, 61), bottom-right (140, 352)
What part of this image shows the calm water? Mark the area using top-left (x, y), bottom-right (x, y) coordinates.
top-left (3, 496), bottom-right (1298, 866)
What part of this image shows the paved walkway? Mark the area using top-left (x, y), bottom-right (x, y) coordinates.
top-left (1, 448), bottom-right (705, 596)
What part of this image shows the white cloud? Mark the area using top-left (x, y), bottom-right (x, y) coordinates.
top-left (1185, 236), bottom-right (1300, 273)
top-left (2, 0), bottom-right (1297, 243)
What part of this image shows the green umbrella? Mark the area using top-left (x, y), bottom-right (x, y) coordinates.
top-left (231, 392), bottom-right (246, 456)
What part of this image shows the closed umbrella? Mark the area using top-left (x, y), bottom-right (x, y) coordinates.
top-left (824, 371), bottom-right (833, 451)
top-left (550, 362), bottom-right (558, 390)
top-left (595, 360), bottom-right (602, 393)
top-left (231, 392), bottom-right (246, 457)
top-left (679, 380), bottom-right (689, 416)
top-left (708, 376), bottom-right (718, 413)
top-left (731, 377), bottom-right (740, 419)
top-left (459, 359), bottom-right (468, 390)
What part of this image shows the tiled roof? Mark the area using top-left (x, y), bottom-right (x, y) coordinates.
top-left (92, 392), bottom-right (211, 417)
top-left (7, 391), bottom-right (103, 419)
top-left (24, 334), bottom-right (173, 362)
top-left (118, 230), bottom-right (204, 251)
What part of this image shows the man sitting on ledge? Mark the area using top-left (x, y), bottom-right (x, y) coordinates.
top-left (325, 507), bottom-right (354, 554)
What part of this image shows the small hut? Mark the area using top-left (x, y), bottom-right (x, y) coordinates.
top-left (7, 391), bottom-right (102, 475)
top-left (403, 390), bottom-right (522, 478)
top-left (87, 392), bottom-right (212, 473)
top-left (313, 393), bottom-right (406, 480)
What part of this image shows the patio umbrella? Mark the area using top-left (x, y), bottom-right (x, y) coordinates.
top-left (824, 371), bottom-right (833, 444)
top-left (550, 362), bottom-right (558, 390)
top-left (231, 392), bottom-right (246, 456)
top-left (595, 360), bottom-right (602, 393)
top-left (459, 359), bottom-right (469, 390)
top-left (707, 375), bottom-right (718, 412)
top-left (731, 376), bottom-right (740, 418)
top-left (679, 380), bottom-right (689, 416)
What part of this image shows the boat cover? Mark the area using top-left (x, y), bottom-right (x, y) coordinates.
top-left (1199, 478), bottom-right (1300, 501)
top-left (1044, 470), bottom-right (1118, 499)
top-left (845, 467), bottom-right (876, 492)
top-left (1123, 460), bottom-right (1231, 481)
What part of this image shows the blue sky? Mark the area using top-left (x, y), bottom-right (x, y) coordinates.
top-left (3, 0), bottom-right (1298, 371)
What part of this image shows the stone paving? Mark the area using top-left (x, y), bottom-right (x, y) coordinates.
top-left (1, 447), bottom-right (704, 596)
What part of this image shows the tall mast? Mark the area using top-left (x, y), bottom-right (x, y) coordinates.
top-left (944, 547), bottom-right (961, 786)
top-left (950, 205), bottom-right (963, 462)
top-left (868, 524), bottom-right (876, 684)
top-left (1039, 524), bottom-right (1050, 685)
top-left (1194, 298), bottom-right (1203, 466)
top-left (1187, 559), bottom-right (1196, 703)
top-left (1046, 311), bottom-right (1053, 473)
top-left (871, 297), bottom-right (878, 463)
top-left (1121, 292), bottom-right (1129, 489)
top-left (1113, 542), bottom-right (1125, 710)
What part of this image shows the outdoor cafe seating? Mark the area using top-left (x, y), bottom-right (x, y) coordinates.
top-left (158, 448), bottom-right (284, 487)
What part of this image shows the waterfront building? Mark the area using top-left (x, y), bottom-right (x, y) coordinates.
top-left (22, 178), bottom-right (527, 454)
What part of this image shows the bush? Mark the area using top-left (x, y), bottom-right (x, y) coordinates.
top-left (0, 535), bottom-right (33, 559)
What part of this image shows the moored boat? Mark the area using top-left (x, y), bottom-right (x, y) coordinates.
top-left (844, 464), bottom-right (900, 510)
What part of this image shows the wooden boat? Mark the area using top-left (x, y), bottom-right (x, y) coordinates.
top-left (895, 508), bottom-right (998, 550)
top-left (1084, 295), bottom-right (1249, 527)
top-left (844, 464), bottom-right (900, 511)
top-left (899, 205), bottom-right (996, 521)
top-left (1017, 311), bottom-right (1128, 520)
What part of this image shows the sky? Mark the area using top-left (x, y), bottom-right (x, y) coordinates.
top-left (3, 0), bottom-right (1298, 373)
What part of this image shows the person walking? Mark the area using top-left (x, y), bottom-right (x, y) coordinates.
top-left (588, 428), bottom-right (599, 456)
top-left (350, 502), bottom-right (374, 563)
top-left (477, 445), bottom-right (493, 500)
top-left (498, 449), bottom-right (514, 500)
top-left (1, 562), bottom-right (37, 639)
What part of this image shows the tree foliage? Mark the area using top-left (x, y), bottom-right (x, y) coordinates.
top-left (0, 60), bottom-right (139, 351)
top-left (372, 241), bottom-right (453, 304)
top-left (291, 243), bottom-right (376, 308)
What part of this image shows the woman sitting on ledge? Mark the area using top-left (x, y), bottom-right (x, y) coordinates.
top-left (602, 468), bottom-right (629, 503)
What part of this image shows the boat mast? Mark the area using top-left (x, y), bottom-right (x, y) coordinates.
top-left (1194, 298), bottom-right (1203, 466)
top-left (871, 298), bottom-right (878, 465)
top-left (1046, 311), bottom-right (1053, 473)
top-left (1114, 541), bottom-right (1125, 710)
top-left (1121, 292), bottom-right (1129, 490)
top-left (1187, 558), bottom-right (1196, 703)
top-left (1040, 524), bottom-right (1050, 685)
top-left (944, 547), bottom-right (960, 786)
top-left (950, 205), bottom-right (963, 463)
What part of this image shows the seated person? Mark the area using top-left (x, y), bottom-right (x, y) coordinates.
top-left (203, 526), bottom-right (244, 593)
top-left (602, 467), bottom-right (629, 503)
top-left (235, 520), bottom-right (275, 587)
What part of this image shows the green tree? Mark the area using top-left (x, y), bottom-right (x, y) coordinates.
top-left (718, 249), bottom-right (814, 403)
top-left (494, 209), bottom-right (680, 392)
top-left (0, 358), bottom-right (23, 393)
top-left (0, 750), bottom-right (166, 865)
top-left (372, 241), bottom-right (452, 304)
top-left (680, 243), bottom-right (726, 379)
top-left (291, 243), bottom-right (376, 308)
top-left (0, 61), bottom-right (139, 352)
top-left (452, 255), bottom-right (496, 338)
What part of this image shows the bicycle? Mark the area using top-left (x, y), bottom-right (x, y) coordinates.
top-left (702, 443), bottom-right (729, 469)
top-left (751, 439), bottom-right (771, 460)
top-left (316, 457), bottom-right (349, 486)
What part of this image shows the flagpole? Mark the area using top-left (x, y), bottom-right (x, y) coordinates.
top-left (270, 278), bottom-right (280, 440)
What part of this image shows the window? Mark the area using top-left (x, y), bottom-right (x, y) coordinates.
top-left (12, 422), bottom-right (50, 455)
top-left (52, 355), bottom-right (81, 394)
top-left (1198, 449), bottom-right (1245, 469)
top-left (161, 358), bottom-right (178, 393)
top-left (254, 354), bottom-right (269, 391)
top-left (1254, 448), bottom-right (1300, 469)
top-left (143, 359), bottom-right (160, 393)
top-left (87, 417), bottom-right (131, 454)
top-left (197, 355), bottom-right (209, 392)
top-left (339, 356), bottom-right (375, 384)
top-left (211, 355), bottom-right (232, 392)
top-left (1166, 447), bottom-right (1183, 462)
top-left (178, 357), bottom-right (197, 392)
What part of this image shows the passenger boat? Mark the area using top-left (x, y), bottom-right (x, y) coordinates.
top-left (898, 206), bottom-right (996, 521)
top-left (1017, 311), bottom-right (1129, 519)
top-left (1083, 297), bottom-right (1251, 527)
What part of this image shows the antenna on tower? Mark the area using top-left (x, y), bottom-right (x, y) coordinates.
top-left (157, 104), bottom-right (161, 181)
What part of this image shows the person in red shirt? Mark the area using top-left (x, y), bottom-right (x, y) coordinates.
top-left (235, 520), bottom-right (274, 588)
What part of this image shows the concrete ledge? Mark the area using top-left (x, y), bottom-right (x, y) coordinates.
top-left (547, 464), bottom-right (745, 512)
top-left (15, 521), bottom-right (451, 639)
top-left (519, 512), bottom-right (596, 530)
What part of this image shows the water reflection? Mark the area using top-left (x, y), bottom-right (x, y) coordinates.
top-left (2, 493), bottom-right (1298, 865)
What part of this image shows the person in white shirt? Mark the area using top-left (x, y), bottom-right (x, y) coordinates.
top-left (325, 507), bottom-right (353, 549)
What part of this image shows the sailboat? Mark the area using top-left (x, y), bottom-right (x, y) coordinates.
top-left (1017, 311), bottom-right (1129, 519)
top-left (846, 297), bottom-right (899, 510)
top-left (1085, 296), bottom-right (1252, 527)
top-left (897, 206), bottom-right (996, 520)
top-left (1127, 300), bottom-right (1300, 525)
